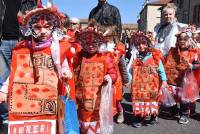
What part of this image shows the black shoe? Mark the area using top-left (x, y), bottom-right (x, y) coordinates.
top-left (132, 117), bottom-right (143, 128)
top-left (190, 111), bottom-right (197, 117)
top-left (159, 105), bottom-right (179, 119)
top-left (189, 102), bottom-right (196, 116)
top-left (149, 116), bottom-right (158, 125)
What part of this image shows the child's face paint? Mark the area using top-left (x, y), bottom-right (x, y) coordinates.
top-left (80, 32), bottom-right (101, 54)
top-left (82, 40), bottom-right (99, 54)
top-left (136, 43), bottom-right (148, 53)
top-left (32, 18), bottom-right (54, 42)
top-left (177, 33), bottom-right (190, 50)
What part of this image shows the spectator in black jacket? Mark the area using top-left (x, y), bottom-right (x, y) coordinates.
top-left (89, 0), bottom-right (122, 39)
top-left (0, 0), bottom-right (36, 132)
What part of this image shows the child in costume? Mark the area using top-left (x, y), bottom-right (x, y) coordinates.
top-left (99, 25), bottom-right (129, 124)
top-left (113, 41), bottom-right (129, 124)
top-left (1, 1), bottom-right (75, 133)
top-left (164, 28), bottom-right (200, 124)
top-left (127, 33), bottom-right (168, 128)
top-left (74, 28), bottom-right (117, 134)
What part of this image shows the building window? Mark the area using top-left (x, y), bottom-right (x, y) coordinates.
top-left (156, 10), bottom-right (161, 18)
top-left (176, 0), bottom-right (184, 8)
top-left (193, 5), bottom-right (200, 25)
top-left (182, 11), bottom-right (188, 23)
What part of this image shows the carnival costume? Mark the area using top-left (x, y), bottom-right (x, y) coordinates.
top-left (5, 1), bottom-right (76, 133)
top-left (98, 27), bottom-right (129, 121)
top-left (127, 33), bottom-right (167, 127)
top-left (164, 29), bottom-right (200, 124)
top-left (74, 28), bottom-right (117, 134)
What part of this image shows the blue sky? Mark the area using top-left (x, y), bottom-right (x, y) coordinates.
top-left (43, 0), bottom-right (145, 24)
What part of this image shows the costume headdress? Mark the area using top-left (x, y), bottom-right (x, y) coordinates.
top-left (175, 26), bottom-right (196, 48)
top-left (76, 27), bottom-right (105, 47)
top-left (176, 26), bottom-right (193, 38)
top-left (20, 0), bottom-right (65, 37)
top-left (130, 32), bottom-right (152, 47)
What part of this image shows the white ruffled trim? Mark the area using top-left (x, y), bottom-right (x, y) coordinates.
top-left (51, 30), bottom-right (72, 79)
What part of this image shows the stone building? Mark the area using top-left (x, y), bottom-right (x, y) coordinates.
top-left (137, 0), bottom-right (170, 32)
top-left (79, 19), bottom-right (138, 32)
top-left (171, 0), bottom-right (200, 26)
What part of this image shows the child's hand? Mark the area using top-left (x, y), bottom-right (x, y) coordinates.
top-left (62, 69), bottom-right (72, 80)
top-left (104, 75), bottom-right (112, 83)
top-left (161, 81), bottom-right (168, 89)
top-left (188, 63), bottom-right (193, 70)
top-left (0, 92), bottom-right (7, 103)
top-left (70, 47), bottom-right (76, 54)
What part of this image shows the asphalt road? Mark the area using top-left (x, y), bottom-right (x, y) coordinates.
top-left (113, 87), bottom-right (200, 134)
top-left (1, 87), bottom-right (199, 134)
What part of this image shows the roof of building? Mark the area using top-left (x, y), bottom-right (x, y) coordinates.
top-left (79, 18), bottom-right (137, 30)
top-left (148, 0), bottom-right (171, 5)
top-left (122, 23), bottom-right (138, 30)
top-left (80, 18), bottom-right (88, 24)
top-left (139, 0), bottom-right (171, 16)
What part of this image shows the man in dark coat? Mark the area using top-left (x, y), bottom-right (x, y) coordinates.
top-left (89, 0), bottom-right (122, 39)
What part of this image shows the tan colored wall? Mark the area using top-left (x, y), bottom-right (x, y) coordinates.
top-left (147, 5), bottom-right (162, 32)
top-left (138, 4), bottom-right (162, 32)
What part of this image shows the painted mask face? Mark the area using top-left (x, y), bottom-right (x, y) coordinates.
top-left (177, 33), bottom-right (190, 50)
top-left (79, 32), bottom-right (102, 54)
top-left (82, 34), bottom-right (99, 54)
top-left (31, 15), bottom-right (54, 42)
top-left (83, 41), bottom-right (99, 54)
top-left (136, 43), bottom-right (148, 53)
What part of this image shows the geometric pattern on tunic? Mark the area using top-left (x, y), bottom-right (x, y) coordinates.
top-left (131, 58), bottom-right (160, 116)
top-left (9, 53), bottom-right (58, 115)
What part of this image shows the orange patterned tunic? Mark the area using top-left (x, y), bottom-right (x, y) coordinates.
top-left (74, 51), bottom-right (117, 133)
top-left (165, 48), bottom-right (200, 87)
top-left (131, 49), bottom-right (163, 117)
top-left (8, 40), bottom-right (72, 121)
